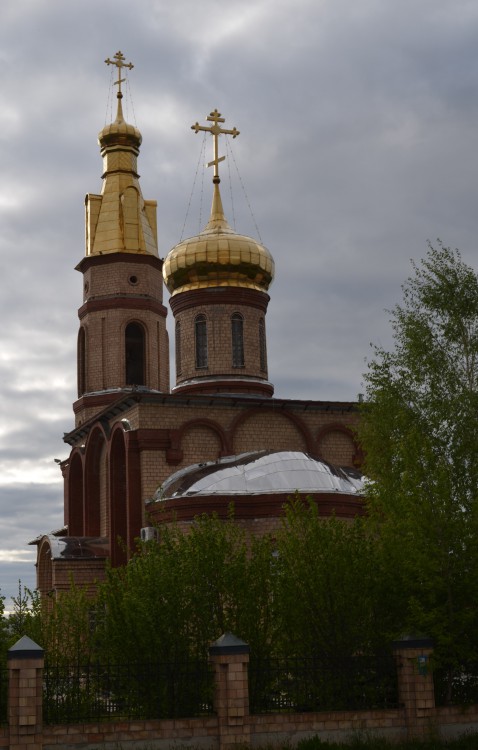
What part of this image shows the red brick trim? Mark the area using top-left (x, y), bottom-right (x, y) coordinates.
top-left (78, 297), bottom-right (168, 319)
top-left (174, 378), bottom-right (274, 398)
top-left (76, 252), bottom-right (163, 274)
top-left (170, 287), bottom-right (270, 314)
top-left (150, 492), bottom-right (365, 524)
top-left (228, 407), bottom-right (315, 453)
top-left (167, 418), bottom-right (230, 465)
top-left (135, 428), bottom-right (171, 450)
top-left (73, 392), bottom-right (127, 415)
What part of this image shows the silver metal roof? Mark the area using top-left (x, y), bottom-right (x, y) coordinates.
top-left (29, 535), bottom-right (109, 560)
top-left (157, 451), bottom-right (365, 499)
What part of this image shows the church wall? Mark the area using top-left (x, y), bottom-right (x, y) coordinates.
top-left (80, 308), bottom-right (168, 393)
top-left (82, 258), bottom-right (164, 302)
top-left (52, 559), bottom-right (107, 596)
top-left (141, 449), bottom-right (168, 503)
top-left (114, 399), bottom-right (360, 515)
top-left (181, 424), bottom-right (223, 466)
top-left (318, 427), bottom-right (358, 466)
top-left (174, 303), bottom-right (268, 383)
top-left (232, 410), bottom-right (308, 454)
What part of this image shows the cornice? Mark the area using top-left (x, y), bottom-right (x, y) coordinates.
top-left (76, 252), bottom-right (163, 274)
top-left (78, 296), bottom-right (167, 319)
top-left (170, 287), bottom-right (270, 315)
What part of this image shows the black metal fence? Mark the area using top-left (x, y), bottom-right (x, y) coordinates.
top-left (249, 654), bottom-right (398, 714)
top-left (43, 659), bottom-right (214, 724)
top-left (434, 662), bottom-right (478, 706)
top-left (0, 665), bottom-right (7, 725)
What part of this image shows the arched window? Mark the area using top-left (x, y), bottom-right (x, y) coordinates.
top-left (175, 320), bottom-right (182, 377)
top-left (125, 322), bottom-right (145, 385)
top-left (195, 314), bottom-right (208, 369)
top-left (77, 327), bottom-right (86, 396)
top-left (259, 318), bottom-right (267, 373)
top-left (231, 313), bottom-right (245, 367)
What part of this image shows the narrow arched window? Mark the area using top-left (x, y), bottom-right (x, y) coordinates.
top-left (259, 318), bottom-right (267, 373)
top-left (125, 322), bottom-right (145, 385)
top-left (175, 320), bottom-right (182, 377)
top-left (231, 313), bottom-right (245, 367)
top-left (195, 314), bottom-right (208, 369)
top-left (77, 327), bottom-right (86, 397)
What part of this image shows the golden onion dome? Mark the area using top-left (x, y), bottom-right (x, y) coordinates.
top-left (99, 52), bottom-right (141, 151)
top-left (98, 95), bottom-right (142, 151)
top-left (163, 183), bottom-right (275, 295)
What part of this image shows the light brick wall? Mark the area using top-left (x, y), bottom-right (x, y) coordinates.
top-left (318, 429), bottom-right (357, 466)
top-left (175, 303), bottom-right (268, 385)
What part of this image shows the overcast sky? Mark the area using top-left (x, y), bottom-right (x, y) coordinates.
top-left (1, 0), bottom-right (478, 609)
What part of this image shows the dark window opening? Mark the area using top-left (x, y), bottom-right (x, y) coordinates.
top-left (125, 322), bottom-right (145, 385)
top-left (232, 313), bottom-right (245, 367)
top-left (176, 320), bottom-right (182, 377)
top-left (259, 318), bottom-right (267, 373)
top-left (195, 314), bottom-right (208, 369)
top-left (78, 327), bottom-right (86, 397)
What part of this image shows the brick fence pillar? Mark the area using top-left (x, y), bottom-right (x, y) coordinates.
top-left (393, 635), bottom-right (435, 739)
top-left (209, 632), bottom-right (250, 750)
top-left (8, 635), bottom-right (44, 750)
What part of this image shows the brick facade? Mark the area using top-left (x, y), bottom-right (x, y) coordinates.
top-left (32, 89), bottom-right (366, 600)
top-left (170, 287), bottom-right (272, 396)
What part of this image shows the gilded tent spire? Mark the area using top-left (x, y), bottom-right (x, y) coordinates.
top-left (84, 52), bottom-right (158, 257)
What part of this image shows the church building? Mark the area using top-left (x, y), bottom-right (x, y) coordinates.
top-left (32, 53), bottom-right (364, 599)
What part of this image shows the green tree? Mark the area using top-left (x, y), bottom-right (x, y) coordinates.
top-left (7, 581), bottom-right (96, 664)
top-left (96, 512), bottom-right (278, 663)
top-left (0, 588), bottom-right (8, 665)
top-left (360, 242), bottom-right (478, 672)
top-left (275, 499), bottom-right (390, 659)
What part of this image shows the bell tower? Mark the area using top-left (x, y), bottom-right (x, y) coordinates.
top-left (163, 110), bottom-right (275, 397)
top-left (74, 52), bottom-right (169, 426)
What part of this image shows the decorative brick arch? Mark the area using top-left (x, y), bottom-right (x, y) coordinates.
top-left (109, 426), bottom-right (128, 566)
top-left (228, 407), bottom-right (315, 455)
top-left (84, 424), bottom-right (109, 536)
top-left (67, 449), bottom-right (84, 536)
top-left (167, 418), bottom-right (230, 464)
top-left (316, 423), bottom-right (363, 468)
top-left (37, 537), bottom-right (53, 600)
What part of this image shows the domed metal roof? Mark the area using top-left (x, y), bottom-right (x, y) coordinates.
top-left (163, 108), bottom-right (274, 296)
top-left (156, 450), bottom-right (365, 499)
top-left (163, 184), bottom-right (274, 295)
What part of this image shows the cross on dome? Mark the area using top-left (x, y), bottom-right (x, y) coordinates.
top-left (191, 109), bottom-right (240, 183)
top-left (105, 51), bottom-right (134, 97)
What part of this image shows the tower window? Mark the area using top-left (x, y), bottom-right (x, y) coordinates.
top-left (195, 314), bottom-right (208, 369)
top-left (231, 313), bottom-right (245, 367)
top-left (77, 327), bottom-right (86, 397)
top-left (125, 322), bottom-right (145, 385)
top-left (175, 320), bottom-right (182, 377)
top-left (259, 318), bottom-right (267, 373)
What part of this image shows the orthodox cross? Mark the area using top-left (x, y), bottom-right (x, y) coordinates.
top-left (191, 109), bottom-right (240, 183)
top-left (105, 51), bottom-right (134, 97)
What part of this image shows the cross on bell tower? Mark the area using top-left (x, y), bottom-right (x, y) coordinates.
top-left (191, 109), bottom-right (240, 183)
top-left (105, 50), bottom-right (134, 99)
